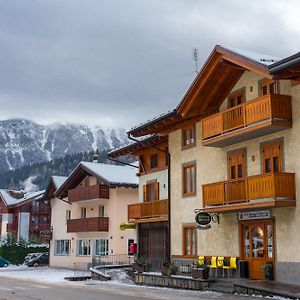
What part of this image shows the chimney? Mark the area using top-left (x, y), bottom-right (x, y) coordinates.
top-left (93, 149), bottom-right (99, 163)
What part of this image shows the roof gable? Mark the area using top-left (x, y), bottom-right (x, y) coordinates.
top-left (177, 45), bottom-right (276, 118)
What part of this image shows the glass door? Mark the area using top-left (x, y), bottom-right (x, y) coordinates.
top-left (240, 220), bottom-right (274, 280)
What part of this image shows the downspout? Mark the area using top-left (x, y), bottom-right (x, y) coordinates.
top-left (128, 132), bottom-right (171, 263)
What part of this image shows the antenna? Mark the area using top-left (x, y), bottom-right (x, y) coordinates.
top-left (193, 48), bottom-right (198, 74)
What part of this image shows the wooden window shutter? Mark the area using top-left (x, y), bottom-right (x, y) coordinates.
top-left (154, 182), bottom-right (159, 201)
top-left (143, 185), bottom-right (147, 202)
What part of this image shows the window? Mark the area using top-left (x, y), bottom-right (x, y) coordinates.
top-left (262, 141), bottom-right (282, 173)
top-left (143, 181), bottom-right (159, 202)
top-left (66, 210), bottom-right (71, 224)
top-left (128, 239), bottom-right (134, 255)
top-left (77, 239), bottom-right (91, 256)
top-left (182, 124), bottom-right (196, 148)
top-left (259, 79), bottom-right (278, 96)
top-left (95, 239), bottom-right (109, 256)
top-left (227, 89), bottom-right (245, 108)
top-left (81, 207), bottom-right (87, 219)
top-left (228, 149), bottom-right (246, 180)
top-left (150, 153), bottom-right (158, 169)
top-left (99, 206), bottom-right (104, 217)
top-left (183, 225), bottom-right (197, 256)
top-left (55, 240), bottom-right (70, 255)
top-left (182, 163), bottom-right (196, 196)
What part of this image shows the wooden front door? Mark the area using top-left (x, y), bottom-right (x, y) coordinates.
top-left (240, 220), bottom-right (274, 280)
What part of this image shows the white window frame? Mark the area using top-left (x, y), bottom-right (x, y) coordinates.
top-left (94, 239), bottom-right (109, 256)
top-left (55, 240), bottom-right (71, 256)
top-left (77, 239), bottom-right (91, 256)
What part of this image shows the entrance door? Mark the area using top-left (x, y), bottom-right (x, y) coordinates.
top-left (240, 220), bottom-right (274, 280)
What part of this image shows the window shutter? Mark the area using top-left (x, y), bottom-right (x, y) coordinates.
top-left (154, 182), bottom-right (159, 201)
top-left (143, 185), bottom-right (147, 202)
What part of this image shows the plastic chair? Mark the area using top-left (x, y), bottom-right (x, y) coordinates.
top-left (207, 256), bottom-right (217, 277)
top-left (197, 256), bottom-right (205, 265)
top-left (223, 257), bottom-right (237, 278)
top-left (216, 256), bottom-right (224, 277)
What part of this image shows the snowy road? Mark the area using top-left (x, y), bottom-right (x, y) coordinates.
top-left (0, 267), bottom-right (270, 300)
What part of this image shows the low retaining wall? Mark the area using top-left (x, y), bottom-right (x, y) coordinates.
top-left (135, 273), bottom-right (212, 290)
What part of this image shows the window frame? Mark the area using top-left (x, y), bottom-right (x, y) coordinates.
top-left (182, 162), bottom-right (196, 196)
top-left (55, 239), bottom-right (71, 256)
top-left (143, 180), bottom-right (159, 202)
top-left (227, 87), bottom-right (246, 109)
top-left (258, 79), bottom-right (279, 96)
top-left (94, 239), bottom-right (109, 256)
top-left (150, 153), bottom-right (158, 169)
top-left (77, 239), bottom-right (91, 256)
top-left (182, 123), bottom-right (196, 149)
top-left (81, 207), bottom-right (87, 219)
top-left (182, 224), bottom-right (197, 257)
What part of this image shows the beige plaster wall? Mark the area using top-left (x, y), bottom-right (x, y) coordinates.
top-left (138, 169), bottom-right (168, 202)
top-left (170, 71), bottom-right (300, 263)
top-left (50, 186), bottom-right (138, 269)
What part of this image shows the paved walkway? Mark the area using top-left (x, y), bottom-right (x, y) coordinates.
top-left (230, 278), bottom-right (300, 299)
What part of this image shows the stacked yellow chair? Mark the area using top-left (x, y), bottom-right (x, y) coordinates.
top-left (207, 256), bottom-right (217, 277)
top-left (223, 257), bottom-right (237, 278)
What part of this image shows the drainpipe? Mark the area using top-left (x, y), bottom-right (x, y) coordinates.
top-left (128, 133), bottom-right (171, 263)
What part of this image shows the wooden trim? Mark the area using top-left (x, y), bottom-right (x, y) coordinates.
top-left (261, 140), bottom-right (283, 174)
top-left (181, 123), bottom-right (196, 150)
top-left (139, 166), bottom-right (168, 176)
top-left (129, 217), bottom-right (168, 224)
top-left (227, 87), bottom-right (246, 109)
top-left (182, 224), bottom-right (197, 256)
top-left (182, 161), bottom-right (197, 197)
top-left (227, 147), bottom-right (247, 180)
top-left (258, 78), bottom-right (279, 96)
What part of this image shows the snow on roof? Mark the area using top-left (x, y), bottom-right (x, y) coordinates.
top-left (81, 162), bottom-right (138, 186)
top-left (52, 176), bottom-right (68, 189)
top-left (0, 189), bottom-right (45, 207)
top-left (223, 46), bottom-right (281, 66)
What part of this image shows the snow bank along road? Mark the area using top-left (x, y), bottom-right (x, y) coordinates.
top-left (0, 266), bottom-right (269, 300)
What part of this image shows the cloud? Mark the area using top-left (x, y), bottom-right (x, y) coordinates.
top-left (0, 0), bottom-right (299, 129)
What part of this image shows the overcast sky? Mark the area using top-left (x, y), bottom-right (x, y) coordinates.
top-left (0, 0), bottom-right (299, 129)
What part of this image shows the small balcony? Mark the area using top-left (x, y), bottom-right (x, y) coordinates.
top-left (202, 172), bottom-right (296, 213)
top-left (6, 223), bottom-right (17, 233)
top-left (68, 184), bottom-right (109, 203)
top-left (67, 217), bottom-right (109, 233)
top-left (201, 94), bottom-right (292, 147)
top-left (128, 199), bottom-right (168, 223)
top-left (30, 223), bottom-right (51, 231)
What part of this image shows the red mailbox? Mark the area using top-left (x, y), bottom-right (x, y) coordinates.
top-left (129, 242), bottom-right (137, 254)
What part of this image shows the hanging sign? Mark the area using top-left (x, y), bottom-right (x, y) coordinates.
top-left (238, 210), bottom-right (271, 221)
top-left (119, 223), bottom-right (136, 231)
top-left (195, 211), bottom-right (212, 226)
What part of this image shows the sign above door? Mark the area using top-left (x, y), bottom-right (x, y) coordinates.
top-left (238, 210), bottom-right (272, 221)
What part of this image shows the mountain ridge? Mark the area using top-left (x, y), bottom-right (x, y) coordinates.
top-left (0, 118), bottom-right (129, 173)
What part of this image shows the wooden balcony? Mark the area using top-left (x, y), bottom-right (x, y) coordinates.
top-left (67, 217), bottom-right (109, 233)
top-left (202, 172), bottom-right (296, 213)
top-left (68, 184), bottom-right (109, 203)
top-left (6, 223), bottom-right (17, 233)
top-left (128, 199), bottom-right (168, 223)
top-left (202, 94), bottom-right (292, 147)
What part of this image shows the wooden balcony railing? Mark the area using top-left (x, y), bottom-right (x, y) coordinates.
top-left (30, 223), bottom-right (51, 231)
top-left (6, 223), bottom-right (17, 232)
top-left (68, 184), bottom-right (109, 202)
top-left (203, 173), bottom-right (295, 208)
top-left (128, 199), bottom-right (168, 220)
top-left (202, 94), bottom-right (292, 140)
top-left (67, 217), bottom-right (109, 233)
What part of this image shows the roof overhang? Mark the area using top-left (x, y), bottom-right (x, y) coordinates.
top-left (109, 135), bottom-right (168, 158)
top-left (176, 45), bottom-right (273, 118)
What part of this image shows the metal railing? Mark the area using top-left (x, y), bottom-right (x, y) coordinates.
top-left (92, 254), bottom-right (134, 268)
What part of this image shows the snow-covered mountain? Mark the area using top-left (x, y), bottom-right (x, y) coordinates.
top-left (0, 119), bottom-right (129, 173)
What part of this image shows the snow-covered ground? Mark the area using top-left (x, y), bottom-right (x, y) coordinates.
top-left (0, 265), bottom-right (89, 284)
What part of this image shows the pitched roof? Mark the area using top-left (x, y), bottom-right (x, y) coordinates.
top-left (52, 176), bottom-right (68, 189)
top-left (0, 189), bottom-right (45, 207)
top-left (55, 162), bottom-right (138, 198)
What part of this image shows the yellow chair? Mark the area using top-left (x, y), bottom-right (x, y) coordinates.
top-left (197, 256), bottom-right (205, 266)
top-left (223, 257), bottom-right (237, 278)
top-left (216, 256), bottom-right (224, 277)
top-left (207, 256), bottom-right (217, 277)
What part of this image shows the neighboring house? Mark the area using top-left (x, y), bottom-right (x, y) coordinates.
top-left (0, 189), bottom-right (48, 241)
top-left (48, 162), bottom-right (138, 270)
top-left (115, 45), bottom-right (300, 284)
top-left (109, 134), bottom-right (170, 269)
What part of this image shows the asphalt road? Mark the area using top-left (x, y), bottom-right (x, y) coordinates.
top-left (0, 276), bottom-right (264, 300)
